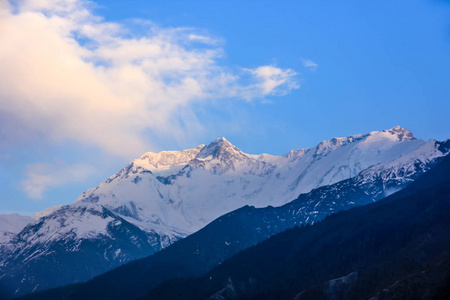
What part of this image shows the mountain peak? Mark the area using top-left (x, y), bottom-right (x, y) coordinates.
top-left (196, 137), bottom-right (245, 160)
top-left (217, 137), bottom-right (228, 141)
top-left (381, 126), bottom-right (415, 141)
top-left (212, 137), bottom-right (231, 146)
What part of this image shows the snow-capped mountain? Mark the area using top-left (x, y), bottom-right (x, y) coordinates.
top-left (0, 126), bottom-right (447, 297)
top-left (279, 138), bottom-right (450, 226)
top-left (31, 205), bottom-right (63, 220)
top-left (75, 126), bottom-right (426, 235)
top-left (0, 214), bottom-right (34, 244)
top-left (18, 139), bottom-right (450, 300)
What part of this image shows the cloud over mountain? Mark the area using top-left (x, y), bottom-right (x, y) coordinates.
top-left (0, 0), bottom-right (298, 159)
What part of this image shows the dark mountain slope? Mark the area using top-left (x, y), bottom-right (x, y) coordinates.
top-left (15, 206), bottom-right (288, 300)
top-left (139, 154), bottom-right (450, 300)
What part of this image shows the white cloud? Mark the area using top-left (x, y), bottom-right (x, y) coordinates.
top-left (245, 66), bottom-right (299, 98)
top-left (0, 0), bottom-right (298, 160)
top-left (301, 58), bottom-right (318, 71)
top-left (21, 162), bottom-right (96, 200)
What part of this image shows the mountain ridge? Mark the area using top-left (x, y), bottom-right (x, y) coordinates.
top-left (13, 142), bottom-right (450, 300)
top-left (0, 126), bottom-right (445, 297)
top-left (136, 153), bottom-right (450, 300)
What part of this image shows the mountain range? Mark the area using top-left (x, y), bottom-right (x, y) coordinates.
top-left (138, 152), bottom-right (450, 300)
top-left (0, 126), bottom-right (448, 298)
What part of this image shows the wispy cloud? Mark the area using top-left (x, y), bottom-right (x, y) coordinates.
top-left (187, 33), bottom-right (219, 45)
top-left (247, 66), bottom-right (299, 96)
top-left (21, 162), bottom-right (96, 200)
top-left (301, 58), bottom-right (318, 72)
top-left (0, 0), bottom-right (299, 159)
top-left (239, 66), bottom-right (299, 100)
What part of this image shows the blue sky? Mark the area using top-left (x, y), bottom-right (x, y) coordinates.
top-left (0, 0), bottom-right (449, 215)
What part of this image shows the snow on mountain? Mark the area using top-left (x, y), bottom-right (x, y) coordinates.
top-left (0, 203), bottom-right (166, 297)
top-left (1, 126), bottom-right (447, 297)
top-left (358, 139), bottom-right (448, 186)
top-left (31, 205), bottom-right (63, 220)
top-left (0, 205), bottom-right (64, 244)
top-left (0, 214), bottom-right (34, 244)
top-left (0, 205), bottom-right (66, 245)
top-left (74, 127), bottom-right (426, 235)
top-left (130, 144), bottom-right (205, 174)
top-left (17, 140), bottom-right (450, 300)
top-left (282, 139), bottom-right (450, 226)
